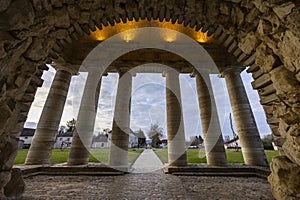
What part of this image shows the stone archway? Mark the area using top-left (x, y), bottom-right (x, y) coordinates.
top-left (0, 1), bottom-right (299, 199)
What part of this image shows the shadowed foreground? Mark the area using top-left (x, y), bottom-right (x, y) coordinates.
top-left (23, 172), bottom-right (274, 200)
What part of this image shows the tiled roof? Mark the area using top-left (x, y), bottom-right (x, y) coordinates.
top-left (57, 131), bottom-right (74, 137)
top-left (20, 128), bottom-right (35, 137)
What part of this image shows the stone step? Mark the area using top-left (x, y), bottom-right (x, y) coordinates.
top-left (171, 172), bottom-right (266, 178)
top-left (18, 164), bottom-right (126, 178)
top-left (163, 165), bottom-right (270, 179)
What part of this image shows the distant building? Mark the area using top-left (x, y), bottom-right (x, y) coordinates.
top-left (19, 128), bottom-right (35, 148)
top-left (54, 131), bottom-right (73, 149)
top-left (129, 129), bottom-right (139, 148)
top-left (92, 133), bottom-right (110, 148)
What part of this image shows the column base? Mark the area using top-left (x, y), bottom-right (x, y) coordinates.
top-left (108, 164), bottom-right (131, 173)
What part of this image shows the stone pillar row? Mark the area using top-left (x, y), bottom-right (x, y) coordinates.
top-left (25, 63), bottom-right (78, 165)
top-left (165, 70), bottom-right (187, 166)
top-left (194, 72), bottom-right (227, 166)
top-left (26, 63), bottom-right (267, 168)
top-left (220, 67), bottom-right (268, 166)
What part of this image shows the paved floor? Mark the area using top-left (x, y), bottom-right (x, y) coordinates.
top-left (21, 150), bottom-right (275, 199)
top-left (23, 174), bottom-right (274, 200)
top-left (132, 149), bottom-right (164, 173)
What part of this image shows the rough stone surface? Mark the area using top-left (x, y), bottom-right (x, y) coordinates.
top-left (282, 134), bottom-right (300, 166)
top-left (4, 168), bottom-right (25, 199)
top-left (238, 32), bottom-right (259, 55)
top-left (0, 135), bottom-right (18, 170)
top-left (0, 171), bottom-right (11, 199)
top-left (22, 173), bottom-right (274, 200)
top-left (271, 66), bottom-right (300, 125)
top-left (269, 156), bottom-right (300, 200)
top-left (273, 2), bottom-right (295, 21)
top-left (255, 43), bottom-right (276, 73)
top-left (275, 31), bottom-right (300, 73)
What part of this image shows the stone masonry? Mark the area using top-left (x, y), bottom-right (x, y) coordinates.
top-left (0, 0), bottom-right (299, 199)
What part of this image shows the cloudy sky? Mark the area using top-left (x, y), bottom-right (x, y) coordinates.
top-left (25, 64), bottom-right (271, 140)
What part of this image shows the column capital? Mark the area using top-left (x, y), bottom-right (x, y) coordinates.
top-left (218, 66), bottom-right (245, 78)
top-left (52, 61), bottom-right (79, 76)
top-left (162, 69), bottom-right (180, 77)
top-left (190, 68), bottom-right (211, 78)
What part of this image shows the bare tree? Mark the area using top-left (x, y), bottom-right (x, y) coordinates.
top-left (147, 123), bottom-right (163, 148)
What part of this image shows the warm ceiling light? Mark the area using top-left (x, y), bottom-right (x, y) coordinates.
top-left (86, 19), bottom-right (214, 44)
top-left (122, 31), bottom-right (135, 42)
top-left (162, 31), bottom-right (177, 42)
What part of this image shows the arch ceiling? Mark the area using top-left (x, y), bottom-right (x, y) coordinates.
top-left (0, 1), bottom-right (300, 199)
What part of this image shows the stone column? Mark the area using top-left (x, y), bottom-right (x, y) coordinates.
top-left (108, 71), bottom-right (132, 171)
top-left (221, 67), bottom-right (268, 166)
top-left (25, 63), bottom-right (77, 165)
top-left (67, 71), bottom-right (102, 165)
top-left (194, 72), bottom-right (227, 166)
top-left (165, 70), bottom-right (187, 166)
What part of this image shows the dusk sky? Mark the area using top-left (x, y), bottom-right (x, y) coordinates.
top-left (25, 64), bottom-right (271, 140)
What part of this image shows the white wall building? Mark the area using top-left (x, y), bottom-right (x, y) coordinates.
top-left (91, 133), bottom-right (110, 149)
top-left (19, 128), bottom-right (35, 148)
top-left (53, 132), bottom-right (73, 149)
top-left (128, 129), bottom-right (139, 148)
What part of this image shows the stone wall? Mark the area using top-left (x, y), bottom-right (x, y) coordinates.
top-left (0, 0), bottom-right (299, 199)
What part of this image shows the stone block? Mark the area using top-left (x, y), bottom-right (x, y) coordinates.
top-left (238, 32), bottom-right (258, 55)
top-left (0, 0), bottom-right (34, 30)
top-left (282, 134), bottom-right (300, 166)
top-left (273, 2), bottom-right (295, 20)
top-left (268, 156), bottom-right (300, 199)
top-left (0, 171), bottom-right (11, 198)
top-left (276, 31), bottom-right (300, 73)
top-left (4, 168), bottom-right (25, 199)
top-left (0, 135), bottom-right (19, 170)
top-left (270, 66), bottom-right (300, 113)
top-left (255, 43), bottom-right (276, 73)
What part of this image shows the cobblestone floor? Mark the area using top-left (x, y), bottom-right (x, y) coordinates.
top-left (23, 172), bottom-right (274, 200)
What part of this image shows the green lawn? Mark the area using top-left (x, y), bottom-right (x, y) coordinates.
top-left (154, 149), bottom-right (279, 164)
top-left (14, 148), bottom-right (143, 165)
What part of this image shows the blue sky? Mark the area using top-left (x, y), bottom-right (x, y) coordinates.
top-left (25, 64), bottom-right (271, 140)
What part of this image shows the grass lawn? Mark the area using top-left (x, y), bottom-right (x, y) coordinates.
top-left (154, 149), bottom-right (279, 164)
top-left (14, 148), bottom-right (143, 165)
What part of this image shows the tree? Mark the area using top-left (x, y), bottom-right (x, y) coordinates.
top-left (262, 134), bottom-right (274, 150)
top-left (190, 135), bottom-right (204, 147)
top-left (58, 126), bottom-right (66, 134)
top-left (147, 123), bottom-right (163, 148)
top-left (135, 129), bottom-right (146, 148)
top-left (66, 118), bottom-right (76, 132)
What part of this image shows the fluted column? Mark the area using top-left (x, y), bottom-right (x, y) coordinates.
top-left (194, 72), bottom-right (227, 166)
top-left (108, 71), bottom-right (132, 170)
top-left (67, 71), bottom-right (102, 165)
top-left (221, 67), bottom-right (268, 166)
top-left (165, 70), bottom-right (187, 166)
top-left (25, 63), bottom-right (77, 164)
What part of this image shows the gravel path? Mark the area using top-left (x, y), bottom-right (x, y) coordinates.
top-left (23, 173), bottom-right (274, 200)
